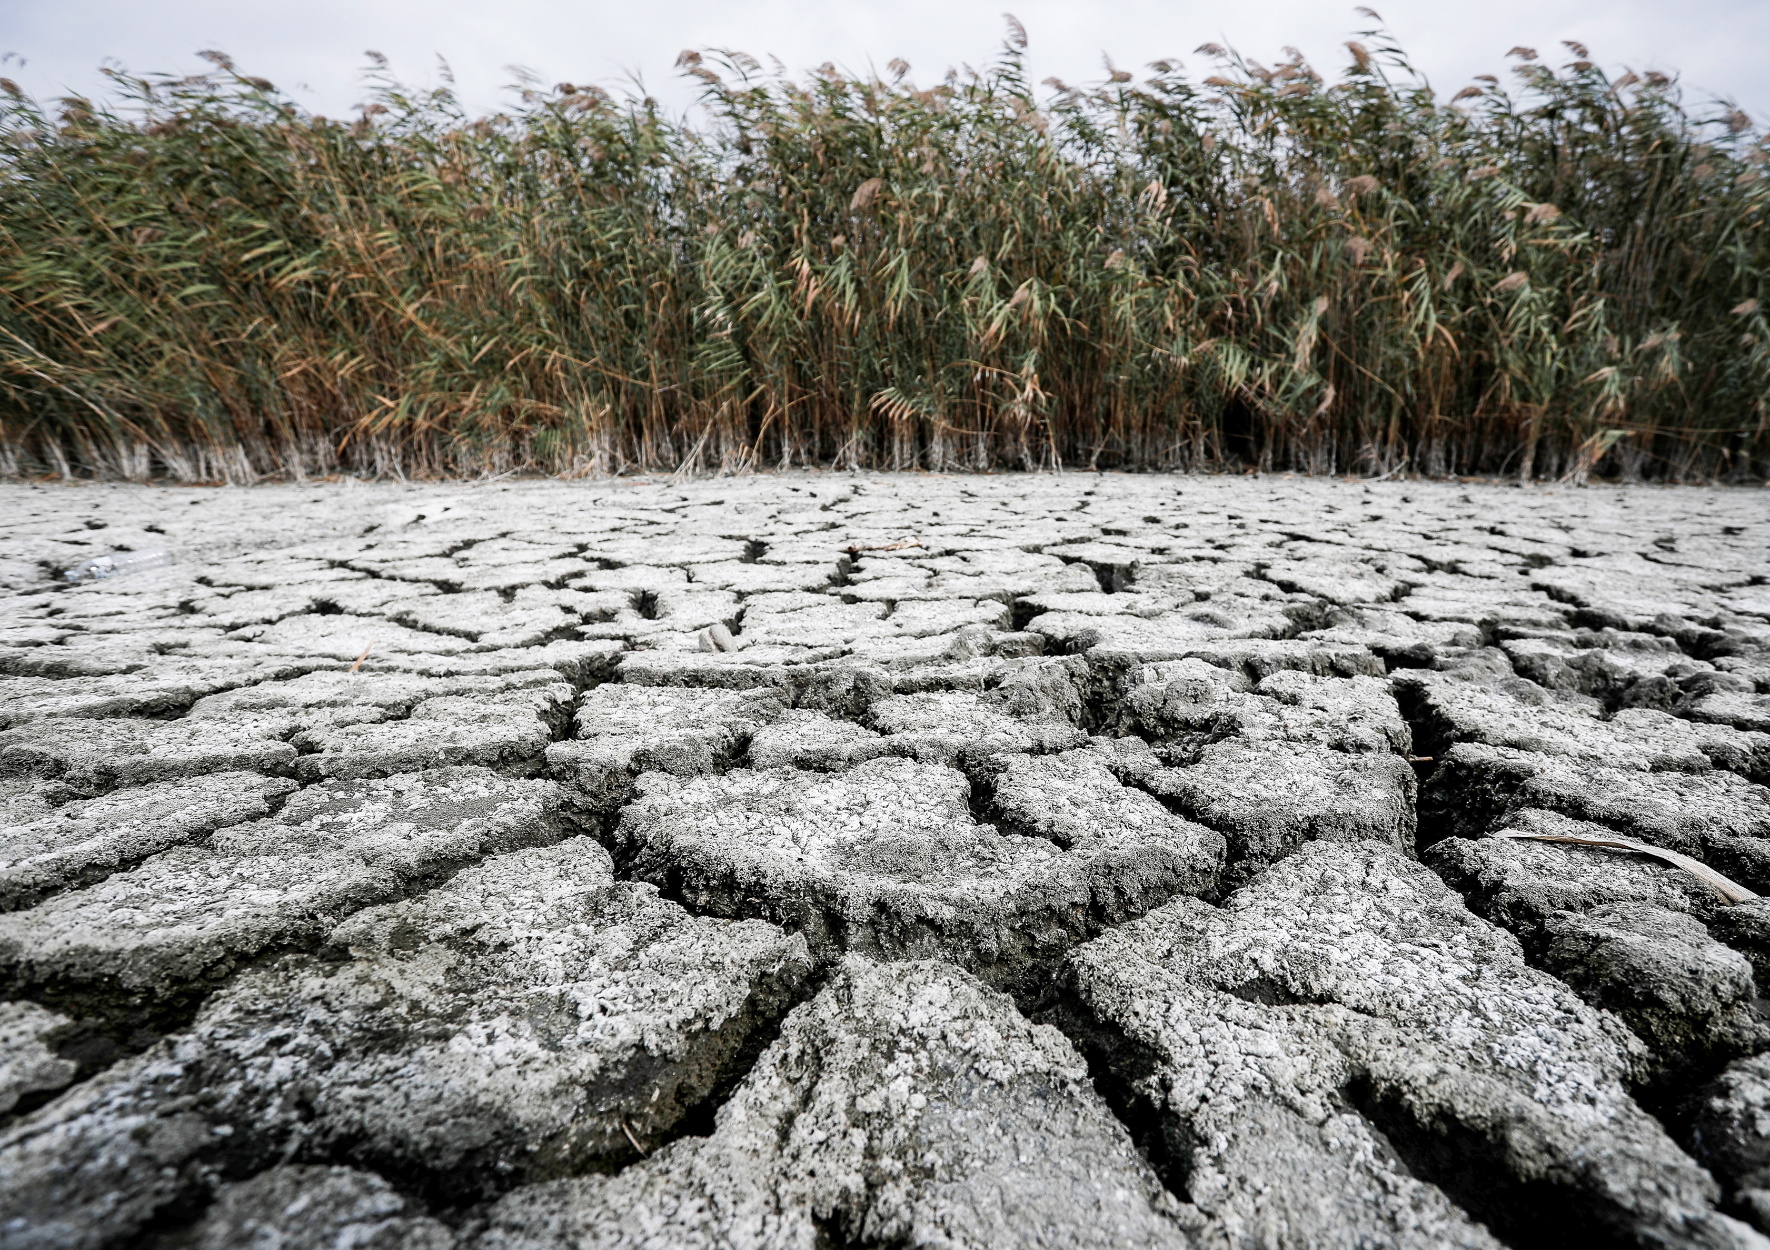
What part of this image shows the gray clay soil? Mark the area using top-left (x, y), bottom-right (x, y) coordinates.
top-left (1, 472), bottom-right (1769, 1249)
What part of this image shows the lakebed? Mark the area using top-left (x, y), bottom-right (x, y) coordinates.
top-left (2, 472), bottom-right (1769, 1249)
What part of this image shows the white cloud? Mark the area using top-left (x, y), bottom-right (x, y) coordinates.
top-left (6, 0), bottom-right (1766, 122)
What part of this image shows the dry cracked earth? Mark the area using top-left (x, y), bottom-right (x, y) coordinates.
top-left (1, 472), bottom-right (1769, 1250)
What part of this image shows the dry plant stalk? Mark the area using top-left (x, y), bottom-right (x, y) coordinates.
top-left (1492, 829), bottom-right (1760, 905)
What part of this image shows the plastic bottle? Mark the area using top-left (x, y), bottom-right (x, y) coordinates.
top-left (63, 549), bottom-right (175, 582)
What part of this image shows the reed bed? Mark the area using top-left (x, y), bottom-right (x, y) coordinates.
top-left (0, 22), bottom-right (1765, 481)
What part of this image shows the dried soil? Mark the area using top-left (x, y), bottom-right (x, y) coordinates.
top-left (2, 472), bottom-right (1768, 1249)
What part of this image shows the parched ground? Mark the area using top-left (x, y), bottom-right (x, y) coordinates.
top-left (2, 471), bottom-right (1769, 1250)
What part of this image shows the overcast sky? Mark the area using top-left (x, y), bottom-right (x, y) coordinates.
top-left (5, 0), bottom-right (1767, 124)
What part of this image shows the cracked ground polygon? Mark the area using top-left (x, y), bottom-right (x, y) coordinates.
top-left (2, 473), bottom-right (1769, 1249)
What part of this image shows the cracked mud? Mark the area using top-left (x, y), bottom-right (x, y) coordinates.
top-left (1, 472), bottom-right (1769, 1249)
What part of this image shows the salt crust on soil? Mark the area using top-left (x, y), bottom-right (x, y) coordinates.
top-left (0, 472), bottom-right (1768, 1249)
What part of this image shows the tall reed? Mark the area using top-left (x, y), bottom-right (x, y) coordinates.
top-left (0, 24), bottom-right (1764, 481)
